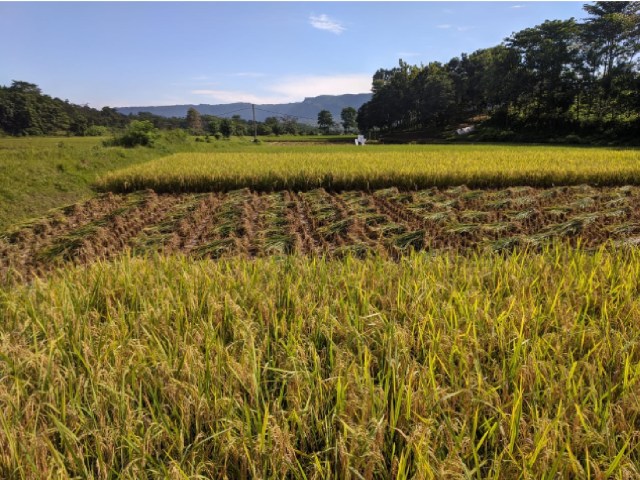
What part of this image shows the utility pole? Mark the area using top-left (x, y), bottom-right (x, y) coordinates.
top-left (252, 104), bottom-right (258, 142)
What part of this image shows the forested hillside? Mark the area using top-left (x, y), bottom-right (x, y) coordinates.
top-left (0, 81), bottom-right (128, 136)
top-left (0, 82), bottom-right (321, 138)
top-left (357, 2), bottom-right (640, 143)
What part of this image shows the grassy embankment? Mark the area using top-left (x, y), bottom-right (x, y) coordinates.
top-left (97, 144), bottom-right (640, 193)
top-left (0, 136), bottom-right (257, 231)
top-left (1, 246), bottom-right (640, 478)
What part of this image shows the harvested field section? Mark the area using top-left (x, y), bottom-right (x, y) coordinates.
top-left (0, 192), bottom-right (131, 278)
top-left (4, 185), bottom-right (640, 280)
top-left (130, 193), bottom-right (214, 254)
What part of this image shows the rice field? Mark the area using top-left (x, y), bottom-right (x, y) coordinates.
top-left (4, 142), bottom-right (640, 478)
top-left (97, 145), bottom-right (640, 193)
top-left (1, 247), bottom-right (640, 478)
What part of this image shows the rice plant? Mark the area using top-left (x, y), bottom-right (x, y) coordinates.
top-left (1, 246), bottom-right (640, 477)
top-left (96, 144), bottom-right (640, 193)
top-left (392, 229), bottom-right (425, 249)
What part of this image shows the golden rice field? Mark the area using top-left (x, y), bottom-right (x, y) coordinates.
top-left (3, 141), bottom-right (640, 478)
top-left (97, 145), bottom-right (640, 193)
top-left (1, 247), bottom-right (640, 478)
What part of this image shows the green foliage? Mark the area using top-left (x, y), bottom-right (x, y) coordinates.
top-left (340, 106), bottom-right (357, 133)
top-left (317, 109), bottom-right (334, 134)
top-left (263, 116), bottom-right (283, 135)
top-left (186, 107), bottom-right (203, 135)
top-left (207, 117), bottom-right (221, 135)
top-left (415, 62), bottom-right (456, 127)
top-left (232, 115), bottom-right (246, 136)
top-left (220, 118), bottom-right (233, 138)
top-left (257, 123), bottom-right (273, 136)
top-left (357, 2), bottom-right (640, 142)
top-left (0, 81), bottom-right (128, 137)
top-left (104, 120), bottom-right (158, 148)
top-left (84, 125), bottom-right (109, 136)
top-left (163, 128), bottom-right (189, 144)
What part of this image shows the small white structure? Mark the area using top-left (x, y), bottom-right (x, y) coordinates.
top-left (355, 135), bottom-right (366, 145)
top-left (456, 126), bottom-right (475, 136)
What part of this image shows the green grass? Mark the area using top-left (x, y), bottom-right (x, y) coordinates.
top-left (1, 245), bottom-right (640, 478)
top-left (0, 137), bottom-right (159, 231)
top-left (97, 144), bottom-right (640, 193)
top-left (259, 134), bottom-right (356, 143)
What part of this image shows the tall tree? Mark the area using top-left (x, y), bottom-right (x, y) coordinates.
top-left (264, 116), bottom-right (283, 135)
top-left (581, 2), bottom-right (640, 119)
top-left (340, 107), bottom-right (358, 133)
top-left (506, 19), bottom-right (581, 125)
top-left (317, 110), bottom-right (334, 134)
top-left (231, 114), bottom-right (246, 136)
top-left (282, 116), bottom-right (299, 135)
top-left (186, 107), bottom-right (203, 135)
top-left (415, 62), bottom-right (456, 127)
top-left (583, 2), bottom-right (640, 78)
top-left (219, 118), bottom-right (233, 138)
top-left (367, 60), bottom-right (421, 131)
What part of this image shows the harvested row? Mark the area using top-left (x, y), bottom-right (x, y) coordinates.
top-left (0, 192), bottom-right (135, 278)
top-left (1, 191), bottom-right (184, 279)
top-left (3, 185), bottom-right (640, 280)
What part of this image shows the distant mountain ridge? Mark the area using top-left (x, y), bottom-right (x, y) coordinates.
top-left (116, 93), bottom-right (372, 125)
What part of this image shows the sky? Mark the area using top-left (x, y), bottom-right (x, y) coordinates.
top-left (0, 1), bottom-right (589, 108)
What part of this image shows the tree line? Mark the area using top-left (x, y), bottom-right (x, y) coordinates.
top-left (356, 2), bottom-right (640, 143)
top-left (182, 107), bottom-right (320, 137)
top-left (0, 81), bottom-right (128, 136)
top-left (0, 82), bottom-right (322, 139)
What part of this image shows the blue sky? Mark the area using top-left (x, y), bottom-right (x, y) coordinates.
top-left (0, 2), bottom-right (588, 108)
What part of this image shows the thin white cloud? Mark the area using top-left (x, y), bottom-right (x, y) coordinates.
top-left (511, 5), bottom-right (525, 8)
top-left (269, 74), bottom-right (371, 99)
top-left (437, 24), bottom-right (452, 29)
top-left (192, 73), bottom-right (371, 104)
top-left (192, 89), bottom-right (291, 104)
top-left (442, 8), bottom-right (454, 14)
top-left (309, 14), bottom-right (346, 35)
top-left (107, 95), bottom-right (192, 108)
top-left (457, 26), bottom-right (474, 32)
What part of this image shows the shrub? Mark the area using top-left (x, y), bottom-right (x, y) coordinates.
top-left (104, 120), bottom-right (158, 148)
top-left (163, 128), bottom-right (189, 144)
top-left (85, 125), bottom-right (110, 136)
